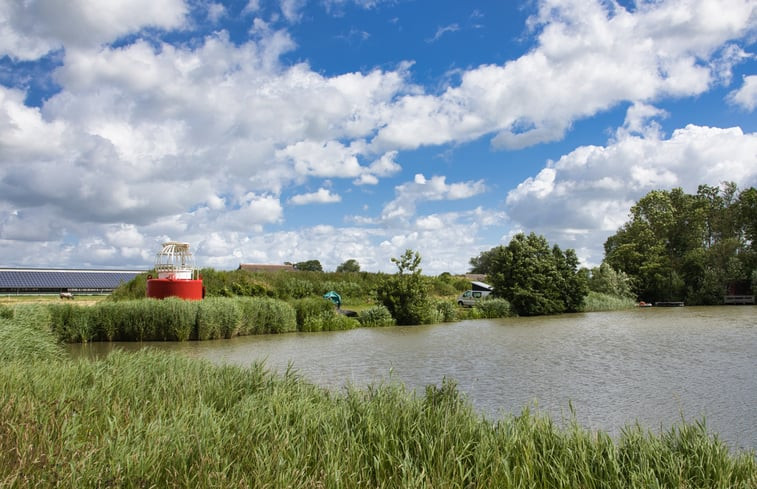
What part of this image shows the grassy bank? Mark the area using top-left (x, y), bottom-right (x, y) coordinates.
top-left (1, 315), bottom-right (755, 488)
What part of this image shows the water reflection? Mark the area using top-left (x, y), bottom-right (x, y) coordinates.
top-left (70, 306), bottom-right (757, 451)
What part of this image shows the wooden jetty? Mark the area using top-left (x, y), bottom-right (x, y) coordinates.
top-left (723, 295), bottom-right (755, 305)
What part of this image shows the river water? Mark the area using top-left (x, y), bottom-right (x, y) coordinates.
top-left (70, 306), bottom-right (757, 451)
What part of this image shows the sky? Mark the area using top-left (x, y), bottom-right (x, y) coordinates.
top-left (0, 0), bottom-right (756, 275)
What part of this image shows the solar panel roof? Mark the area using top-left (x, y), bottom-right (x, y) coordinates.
top-left (0, 269), bottom-right (144, 289)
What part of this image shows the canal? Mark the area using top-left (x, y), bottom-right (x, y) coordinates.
top-left (71, 306), bottom-right (757, 451)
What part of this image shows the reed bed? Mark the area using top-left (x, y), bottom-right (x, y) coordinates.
top-left (1, 318), bottom-right (755, 488)
top-left (581, 291), bottom-right (637, 312)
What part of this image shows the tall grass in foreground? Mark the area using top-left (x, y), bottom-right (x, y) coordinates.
top-left (1, 320), bottom-right (755, 488)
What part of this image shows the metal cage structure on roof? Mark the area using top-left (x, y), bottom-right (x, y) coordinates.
top-left (153, 241), bottom-right (198, 280)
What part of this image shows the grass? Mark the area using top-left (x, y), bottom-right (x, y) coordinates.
top-left (581, 291), bottom-right (637, 312)
top-left (0, 294), bottom-right (106, 306)
top-left (1, 313), bottom-right (755, 488)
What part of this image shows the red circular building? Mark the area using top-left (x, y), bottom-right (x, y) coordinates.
top-left (146, 242), bottom-right (204, 300)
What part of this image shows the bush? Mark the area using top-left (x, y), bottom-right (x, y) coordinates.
top-left (358, 305), bottom-right (395, 327)
top-left (279, 279), bottom-right (315, 300)
top-left (301, 311), bottom-right (360, 332)
top-left (473, 298), bottom-right (512, 318)
top-left (434, 299), bottom-right (459, 322)
top-left (292, 298), bottom-right (335, 331)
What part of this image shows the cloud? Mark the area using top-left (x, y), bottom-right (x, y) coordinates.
top-left (0, 0), bottom-right (755, 277)
top-left (728, 75), bottom-right (757, 111)
top-left (381, 174), bottom-right (487, 224)
top-left (427, 24), bottom-right (460, 43)
top-left (0, 0), bottom-right (187, 60)
top-left (505, 120), bottom-right (757, 266)
top-left (371, 0), bottom-right (755, 151)
top-left (289, 188), bottom-right (342, 205)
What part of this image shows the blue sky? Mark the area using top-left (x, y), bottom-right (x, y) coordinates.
top-left (1, 0), bottom-right (756, 274)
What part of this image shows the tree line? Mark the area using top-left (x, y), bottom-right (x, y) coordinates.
top-left (470, 183), bottom-right (756, 311)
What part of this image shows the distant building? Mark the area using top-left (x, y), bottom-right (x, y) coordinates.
top-left (238, 263), bottom-right (296, 273)
top-left (0, 268), bottom-right (144, 295)
top-left (464, 273), bottom-right (488, 283)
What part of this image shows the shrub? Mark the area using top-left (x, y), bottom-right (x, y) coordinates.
top-left (433, 299), bottom-right (459, 322)
top-left (473, 298), bottom-right (512, 318)
top-left (358, 305), bottom-right (395, 327)
top-left (292, 297), bottom-right (335, 331)
top-left (280, 279), bottom-right (315, 299)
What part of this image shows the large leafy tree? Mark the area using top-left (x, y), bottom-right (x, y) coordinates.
top-left (487, 233), bottom-right (587, 316)
top-left (604, 184), bottom-right (756, 304)
top-left (468, 246), bottom-right (504, 275)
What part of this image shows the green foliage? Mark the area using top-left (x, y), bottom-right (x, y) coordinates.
top-left (279, 278), bottom-right (316, 299)
top-left (197, 297), bottom-right (242, 340)
top-left (301, 310), bottom-right (360, 332)
top-left (336, 258), bottom-right (361, 273)
top-left (1, 348), bottom-right (754, 487)
top-left (0, 307), bottom-right (64, 362)
top-left (291, 297), bottom-right (334, 330)
top-left (581, 291), bottom-right (637, 312)
top-left (588, 262), bottom-right (635, 299)
top-left (291, 296), bottom-right (360, 332)
top-left (604, 184), bottom-right (757, 304)
top-left (294, 259), bottom-right (323, 272)
top-left (108, 272), bottom-right (150, 301)
top-left (357, 305), bottom-right (395, 327)
top-left (469, 247), bottom-right (501, 275)
top-left (236, 297), bottom-right (297, 334)
top-left (473, 298), bottom-right (512, 318)
top-left (487, 233), bottom-right (588, 316)
top-left (374, 249), bottom-right (436, 325)
top-left (433, 299), bottom-right (459, 322)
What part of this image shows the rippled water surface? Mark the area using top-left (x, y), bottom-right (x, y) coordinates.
top-left (71, 306), bottom-right (757, 450)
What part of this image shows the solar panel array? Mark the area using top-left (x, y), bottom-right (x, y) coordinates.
top-left (0, 270), bottom-right (143, 290)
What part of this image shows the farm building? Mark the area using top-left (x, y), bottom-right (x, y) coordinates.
top-left (0, 268), bottom-right (144, 295)
top-left (238, 263), bottom-right (295, 272)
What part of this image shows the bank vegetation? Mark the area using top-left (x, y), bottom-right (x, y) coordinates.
top-left (1, 314), bottom-right (755, 488)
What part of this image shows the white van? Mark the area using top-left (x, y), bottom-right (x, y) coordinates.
top-left (457, 289), bottom-right (491, 307)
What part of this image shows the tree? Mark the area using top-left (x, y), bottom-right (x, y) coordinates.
top-left (604, 184), bottom-right (756, 303)
top-left (487, 233), bottom-right (587, 316)
top-left (374, 249), bottom-right (434, 325)
top-left (588, 263), bottom-right (635, 299)
top-left (336, 259), bottom-right (361, 273)
top-left (294, 260), bottom-right (323, 272)
top-left (468, 246), bottom-right (504, 275)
